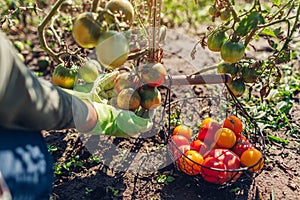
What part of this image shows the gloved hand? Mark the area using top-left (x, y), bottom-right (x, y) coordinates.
top-left (64, 71), bottom-right (154, 137)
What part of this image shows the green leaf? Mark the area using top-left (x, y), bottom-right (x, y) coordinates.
top-left (236, 12), bottom-right (265, 36)
top-left (267, 134), bottom-right (289, 145)
top-left (273, 27), bottom-right (282, 38)
top-left (261, 28), bottom-right (277, 37)
top-left (166, 176), bottom-right (175, 183)
top-left (273, 0), bottom-right (280, 7)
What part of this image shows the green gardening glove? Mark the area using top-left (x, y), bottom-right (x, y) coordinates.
top-left (64, 71), bottom-right (154, 137)
top-left (86, 102), bottom-right (153, 137)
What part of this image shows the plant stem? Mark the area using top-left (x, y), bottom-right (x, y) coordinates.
top-left (281, 2), bottom-right (300, 51)
top-left (91, 0), bottom-right (100, 12)
top-left (38, 0), bottom-right (65, 63)
top-left (225, 0), bottom-right (240, 22)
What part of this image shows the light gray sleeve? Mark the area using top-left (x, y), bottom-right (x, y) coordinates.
top-left (0, 31), bottom-right (89, 131)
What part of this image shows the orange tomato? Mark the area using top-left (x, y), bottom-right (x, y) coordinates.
top-left (214, 128), bottom-right (236, 149)
top-left (223, 115), bottom-right (243, 135)
top-left (189, 139), bottom-right (209, 156)
top-left (178, 150), bottom-right (203, 175)
top-left (240, 148), bottom-right (264, 172)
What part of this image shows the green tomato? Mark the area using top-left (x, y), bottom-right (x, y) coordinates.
top-left (241, 67), bottom-right (261, 83)
top-left (227, 78), bottom-right (245, 97)
top-left (105, 0), bottom-right (135, 24)
top-left (217, 62), bottom-right (239, 78)
top-left (72, 12), bottom-right (103, 49)
top-left (221, 40), bottom-right (245, 63)
top-left (79, 59), bottom-right (100, 83)
top-left (139, 85), bottom-right (162, 110)
top-left (96, 30), bottom-right (129, 69)
top-left (208, 6), bottom-right (218, 17)
top-left (207, 31), bottom-right (228, 52)
top-left (52, 64), bottom-right (78, 89)
top-left (220, 8), bottom-right (231, 21)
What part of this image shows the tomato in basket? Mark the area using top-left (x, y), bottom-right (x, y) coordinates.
top-left (204, 148), bottom-right (241, 183)
top-left (178, 150), bottom-right (203, 175)
top-left (201, 157), bottom-right (227, 184)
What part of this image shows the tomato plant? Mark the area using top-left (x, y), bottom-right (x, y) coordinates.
top-left (192, 0), bottom-right (300, 100)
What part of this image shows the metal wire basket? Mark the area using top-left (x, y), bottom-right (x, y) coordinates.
top-left (160, 77), bottom-right (266, 186)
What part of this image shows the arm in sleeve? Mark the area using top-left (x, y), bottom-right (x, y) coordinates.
top-left (0, 31), bottom-right (94, 131)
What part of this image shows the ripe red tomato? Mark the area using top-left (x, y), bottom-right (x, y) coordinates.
top-left (178, 150), bottom-right (203, 175)
top-left (173, 124), bottom-right (193, 140)
top-left (201, 157), bottom-right (227, 184)
top-left (232, 140), bottom-right (253, 157)
top-left (140, 62), bottom-right (167, 87)
top-left (205, 148), bottom-right (241, 182)
top-left (190, 139), bottom-right (209, 156)
top-left (198, 118), bottom-right (221, 145)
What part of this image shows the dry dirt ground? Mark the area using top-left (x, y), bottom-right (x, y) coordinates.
top-left (3, 5), bottom-right (300, 200)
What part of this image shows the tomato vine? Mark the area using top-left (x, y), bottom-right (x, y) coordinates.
top-left (196, 0), bottom-right (300, 99)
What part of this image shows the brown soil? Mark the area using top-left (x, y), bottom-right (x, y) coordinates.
top-left (2, 3), bottom-right (300, 200)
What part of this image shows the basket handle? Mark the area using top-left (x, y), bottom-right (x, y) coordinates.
top-left (165, 73), bottom-right (232, 86)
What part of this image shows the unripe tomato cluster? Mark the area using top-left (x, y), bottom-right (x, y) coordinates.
top-left (208, 1), bottom-right (231, 22)
top-left (207, 30), bottom-right (245, 65)
top-left (216, 61), bottom-right (262, 97)
top-left (53, 0), bottom-right (136, 89)
top-left (169, 115), bottom-right (264, 184)
top-left (72, 0), bottom-right (135, 69)
top-left (114, 62), bottom-right (167, 116)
